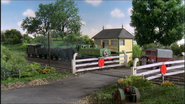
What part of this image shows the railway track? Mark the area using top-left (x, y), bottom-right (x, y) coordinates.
top-left (151, 73), bottom-right (184, 86)
top-left (25, 56), bottom-right (72, 72)
top-left (25, 55), bottom-right (184, 86)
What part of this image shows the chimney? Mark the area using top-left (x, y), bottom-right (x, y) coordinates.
top-left (122, 24), bottom-right (123, 28)
top-left (102, 25), bottom-right (104, 30)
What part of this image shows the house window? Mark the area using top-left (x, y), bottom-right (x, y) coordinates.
top-left (119, 39), bottom-right (125, 46)
top-left (95, 39), bottom-right (101, 45)
top-left (111, 40), bottom-right (118, 46)
top-left (103, 40), bottom-right (109, 45)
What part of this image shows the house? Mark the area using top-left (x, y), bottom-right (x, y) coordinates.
top-left (92, 25), bottom-right (134, 63)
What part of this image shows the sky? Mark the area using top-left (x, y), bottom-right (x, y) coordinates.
top-left (1, 0), bottom-right (184, 45)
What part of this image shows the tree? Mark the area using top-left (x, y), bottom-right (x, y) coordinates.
top-left (130, 0), bottom-right (185, 46)
top-left (3, 29), bottom-right (23, 44)
top-left (1, 31), bottom-right (5, 41)
top-left (21, 34), bottom-right (33, 43)
top-left (170, 43), bottom-right (181, 55)
top-left (21, 0), bottom-right (82, 38)
top-left (180, 44), bottom-right (185, 53)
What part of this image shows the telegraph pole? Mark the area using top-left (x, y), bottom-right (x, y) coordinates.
top-left (48, 32), bottom-right (51, 66)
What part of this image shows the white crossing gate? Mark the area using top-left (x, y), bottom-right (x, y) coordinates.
top-left (72, 50), bottom-right (128, 74)
top-left (131, 58), bottom-right (184, 82)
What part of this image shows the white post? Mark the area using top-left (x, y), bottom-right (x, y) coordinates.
top-left (72, 53), bottom-right (78, 74)
top-left (123, 50), bottom-right (128, 66)
top-left (131, 67), bottom-right (135, 75)
top-left (162, 74), bottom-right (164, 83)
top-left (132, 58), bottom-right (139, 75)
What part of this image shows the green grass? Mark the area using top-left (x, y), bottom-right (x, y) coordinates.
top-left (50, 41), bottom-right (76, 48)
top-left (4, 43), bottom-right (23, 50)
top-left (53, 41), bottom-right (64, 46)
top-left (1, 72), bottom-right (74, 85)
top-left (86, 85), bottom-right (184, 104)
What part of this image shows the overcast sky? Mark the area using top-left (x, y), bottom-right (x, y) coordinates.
top-left (1, 0), bottom-right (184, 45)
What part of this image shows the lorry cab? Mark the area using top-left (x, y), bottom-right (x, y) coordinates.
top-left (140, 48), bottom-right (173, 65)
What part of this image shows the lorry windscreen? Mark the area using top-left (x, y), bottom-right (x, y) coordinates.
top-left (146, 51), bottom-right (151, 55)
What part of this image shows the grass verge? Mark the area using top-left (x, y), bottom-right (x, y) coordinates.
top-left (1, 72), bottom-right (74, 85)
top-left (85, 85), bottom-right (184, 104)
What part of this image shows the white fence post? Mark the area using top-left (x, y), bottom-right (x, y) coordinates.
top-left (162, 74), bottom-right (164, 83)
top-left (123, 50), bottom-right (128, 66)
top-left (132, 58), bottom-right (139, 75)
top-left (72, 53), bottom-right (78, 74)
top-left (131, 67), bottom-right (134, 75)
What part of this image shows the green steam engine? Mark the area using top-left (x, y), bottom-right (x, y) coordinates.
top-left (74, 44), bottom-right (111, 58)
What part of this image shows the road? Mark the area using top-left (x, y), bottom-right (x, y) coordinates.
top-left (1, 68), bottom-right (131, 104)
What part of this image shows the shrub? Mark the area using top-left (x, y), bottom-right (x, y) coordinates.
top-left (128, 60), bottom-right (140, 67)
top-left (122, 75), bottom-right (153, 88)
top-left (116, 78), bottom-right (124, 88)
top-left (133, 44), bottom-right (142, 60)
top-left (170, 43), bottom-right (181, 55)
top-left (52, 38), bottom-right (63, 41)
top-left (180, 44), bottom-right (185, 53)
top-left (32, 36), bottom-right (53, 47)
top-left (21, 34), bottom-right (33, 43)
top-left (1, 45), bottom-right (28, 72)
top-left (39, 66), bottom-right (56, 74)
top-left (20, 70), bottom-right (40, 78)
top-left (3, 29), bottom-right (23, 45)
top-left (161, 81), bottom-right (174, 86)
top-left (21, 42), bottom-right (28, 50)
top-left (26, 62), bottom-right (41, 71)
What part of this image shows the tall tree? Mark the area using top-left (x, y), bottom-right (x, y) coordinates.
top-left (21, 0), bottom-right (82, 38)
top-left (51, 0), bottom-right (82, 37)
top-left (130, 0), bottom-right (185, 46)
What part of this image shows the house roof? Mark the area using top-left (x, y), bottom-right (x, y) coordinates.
top-left (92, 28), bottom-right (134, 39)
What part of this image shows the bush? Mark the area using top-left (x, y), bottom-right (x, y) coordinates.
top-left (21, 34), bottom-right (33, 43)
top-left (128, 60), bottom-right (140, 67)
top-left (63, 34), bottom-right (90, 45)
top-left (170, 43), bottom-right (181, 55)
top-left (1, 45), bottom-right (28, 72)
top-left (180, 44), bottom-right (185, 53)
top-left (32, 36), bottom-right (53, 47)
top-left (26, 62), bottom-right (41, 71)
top-left (133, 44), bottom-right (142, 60)
top-left (3, 29), bottom-right (23, 45)
top-left (21, 42), bottom-right (28, 50)
top-left (52, 38), bottom-right (63, 41)
top-left (161, 81), bottom-right (174, 86)
top-left (122, 75), bottom-right (153, 88)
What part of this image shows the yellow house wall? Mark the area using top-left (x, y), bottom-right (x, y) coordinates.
top-left (119, 39), bottom-right (132, 52)
top-left (94, 38), bottom-right (133, 63)
top-left (95, 39), bottom-right (118, 52)
top-left (119, 39), bottom-right (133, 63)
